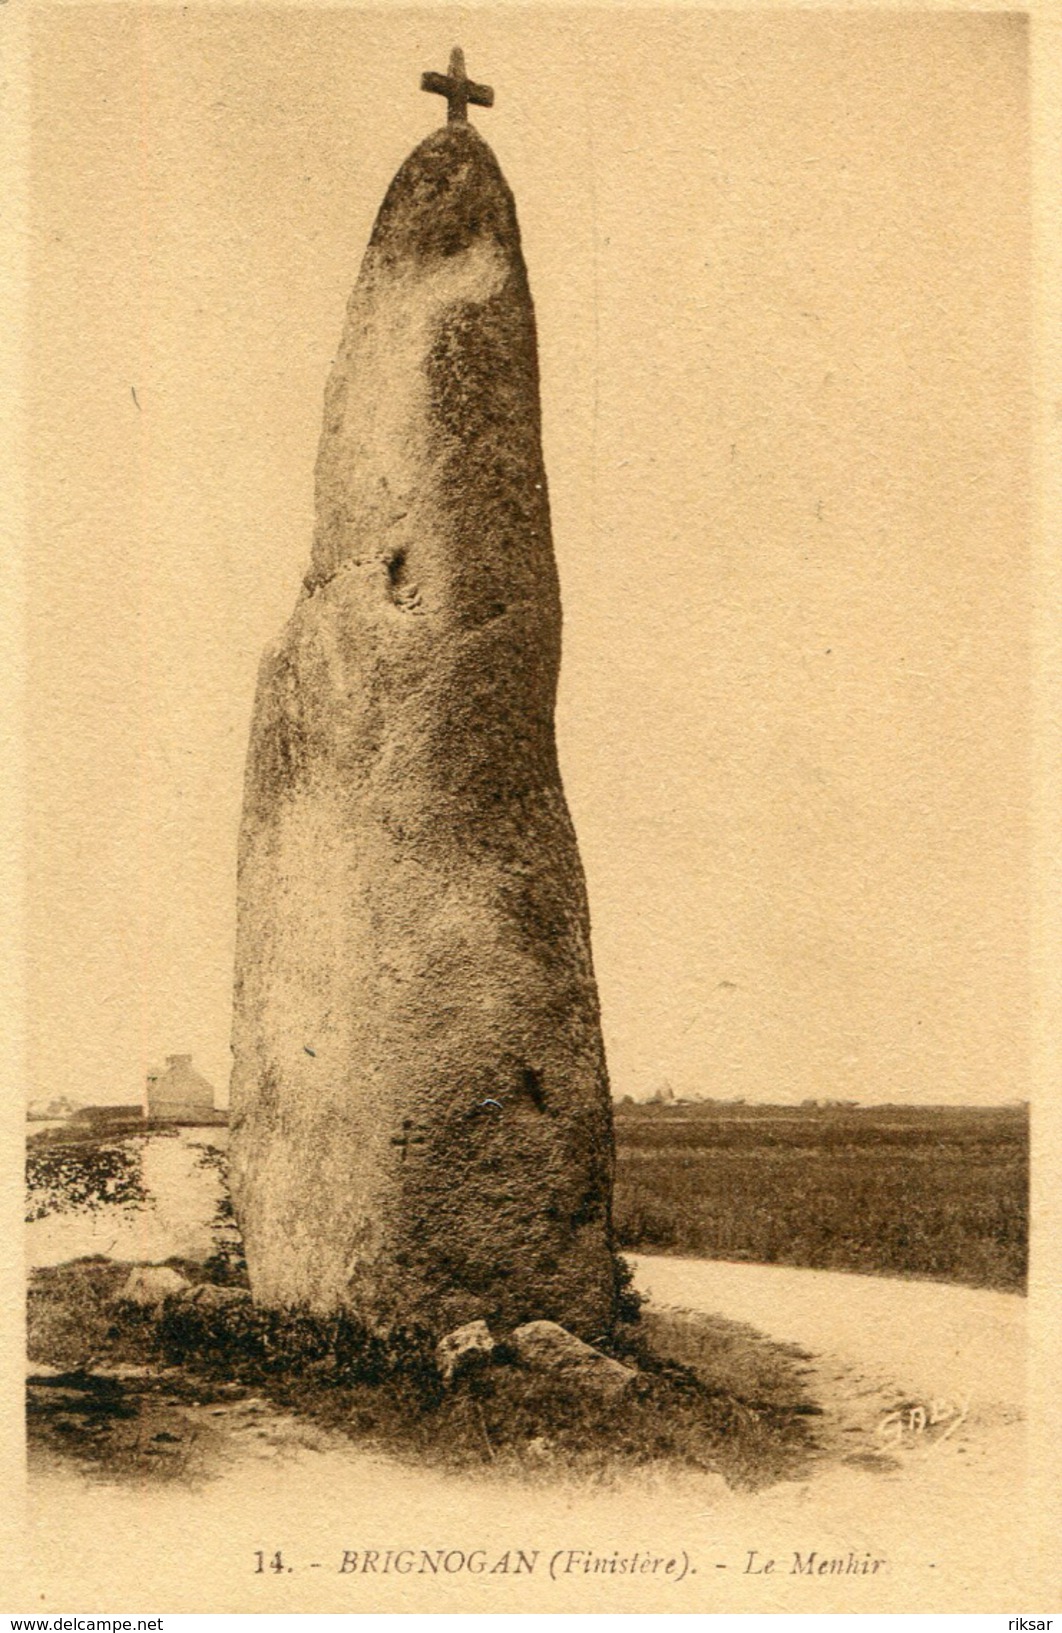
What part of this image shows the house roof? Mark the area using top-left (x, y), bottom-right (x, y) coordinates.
top-left (148, 1058), bottom-right (216, 1101)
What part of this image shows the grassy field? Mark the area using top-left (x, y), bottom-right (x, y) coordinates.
top-left (613, 1102), bottom-right (1028, 1293)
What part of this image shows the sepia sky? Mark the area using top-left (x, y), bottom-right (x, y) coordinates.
top-left (24, 7), bottom-right (1030, 1106)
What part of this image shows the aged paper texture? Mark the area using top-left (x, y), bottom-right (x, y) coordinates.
top-left (4, 0), bottom-right (1061, 1613)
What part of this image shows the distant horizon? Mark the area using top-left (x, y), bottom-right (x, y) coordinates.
top-left (26, 1088), bottom-right (1031, 1113)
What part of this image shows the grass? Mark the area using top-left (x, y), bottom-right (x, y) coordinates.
top-left (613, 1102), bottom-right (1028, 1292)
top-left (27, 1257), bottom-right (816, 1491)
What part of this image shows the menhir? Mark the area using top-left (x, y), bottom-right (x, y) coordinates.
top-left (229, 116), bottom-right (618, 1338)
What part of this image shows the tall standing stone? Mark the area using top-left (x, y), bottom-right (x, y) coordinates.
top-left (229, 73), bottom-right (617, 1339)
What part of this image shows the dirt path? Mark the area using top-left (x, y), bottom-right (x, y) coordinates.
top-left (630, 1253), bottom-right (1025, 1436)
top-left (22, 1258), bottom-right (1040, 1613)
top-left (628, 1255), bottom-right (1035, 1606)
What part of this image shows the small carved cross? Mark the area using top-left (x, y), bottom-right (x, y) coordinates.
top-left (390, 1118), bottom-right (427, 1161)
top-left (421, 47), bottom-right (494, 124)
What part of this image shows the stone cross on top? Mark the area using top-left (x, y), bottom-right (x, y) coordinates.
top-left (421, 47), bottom-right (494, 124)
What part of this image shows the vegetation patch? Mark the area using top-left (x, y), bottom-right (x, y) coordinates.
top-left (614, 1102), bottom-right (1028, 1292)
top-left (27, 1258), bottom-right (816, 1491)
top-left (26, 1141), bottom-right (149, 1221)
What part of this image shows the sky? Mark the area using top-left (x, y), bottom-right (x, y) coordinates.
top-left (24, 7), bottom-right (1031, 1106)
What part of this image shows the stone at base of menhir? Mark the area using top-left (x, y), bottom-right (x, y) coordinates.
top-left (435, 1319), bottom-right (496, 1384)
top-left (117, 1265), bottom-right (191, 1308)
top-left (510, 1320), bottom-right (638, 1397)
